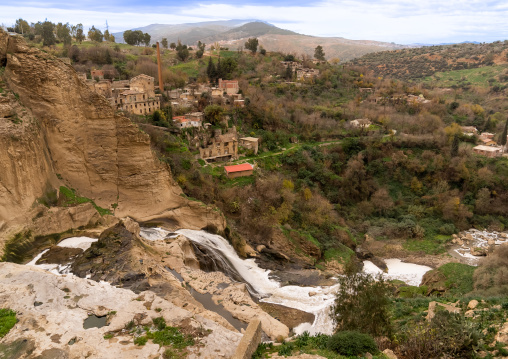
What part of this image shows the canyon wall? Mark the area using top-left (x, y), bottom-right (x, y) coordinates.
top-left (0, 31), bottom-right (224, 249)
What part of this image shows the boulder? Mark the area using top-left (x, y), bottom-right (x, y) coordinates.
top-left (426, 301), bottom-right (461, 321)
top-left (468, 300), bottom-right (479, 310)
top-left (495, 322), bottom-right (508, 344)
top-left (382, 349), bottom-right (398, 359)
top-left (471, 247), bottom-right (487, 256)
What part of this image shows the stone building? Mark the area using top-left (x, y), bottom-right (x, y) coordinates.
top-left (199, 131), bottom-right (238, 162)
top-left (239, 137), bottom-right (259, 154)
top-left (296, 68), bottom-right (320, 81)
top-left (218, 79), bottom-right (239, 95)
top-left (473, 145), bottom-right (502, 158)
top-left (173, 115), bottom-right (202, 129)
top-left (110, 74), bottom-right (161, 115)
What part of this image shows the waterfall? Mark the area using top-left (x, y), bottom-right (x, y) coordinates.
top-left (142, 228), bottom-right (339, 335)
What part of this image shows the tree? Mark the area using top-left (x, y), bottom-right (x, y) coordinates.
top-left (123, 30), bottom-right (144, 46)
top-left (259, 46), bottom-right (266, 55)
top-left (196, 41), bottom-right (205, 58)
top-left (88, 26), bottom-right (103, 42)
top-left (206, 57), bottom-right (216, 83)
top-left (204, 105), bottom-right (224, 125)
top-left (161, 38), bottom-right (168, 49)
top-left (176, 41), bottom-right (189, 62)
top-left (56, 22), bottom-right (71, 46)
top-left (500, 120), bottom-right (508, 152)
top-left (41, 21), bottom-right (56, 46)
top-left (14, 18), bottom-right (30, 35)
top-left (169, 42), bottom-right (176, 50)
top-left (285, 64), bottom-right (293, 80)
top-left (451, 134), bottom-right (459, 157)
top-left (143, 33), bottom-right (151, 47)
top-left (244, 37), bottom-right (258, 54)
top-left (75, 24), bottom-right (85, 43)
top-left (331, 271), bottom-right (392, 337)
top-left (314, 45), bottom-right (325, 61)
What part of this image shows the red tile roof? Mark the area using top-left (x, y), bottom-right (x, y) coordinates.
top-left (224, 163), bottom-right (253, 173)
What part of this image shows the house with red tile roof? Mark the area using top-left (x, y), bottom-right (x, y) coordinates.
top-left (224, 163), bottom-right (254, 178)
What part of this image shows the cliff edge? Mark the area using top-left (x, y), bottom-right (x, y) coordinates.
top-left (0, 30), bottom-right (224, 251)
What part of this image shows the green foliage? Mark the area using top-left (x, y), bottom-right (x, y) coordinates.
top-left (332, 272), bottom-right (392, 337)
top-left (153, 317), bottom-right (166, 331)
top-left (438, 263), bottom-right (476, 296)
top-left (245, 38), bottom-right (259, 54)
top-left (134, 336), bottom-right (147, 346)
top-left (153, 326), bottom-right (194, 349)
top-left (314, 45), bottom-right (326, 61)
top-left (327, 331), bottom-right (378, 356)
top-left (59, 186), bottom-right (112, 216)
top-left (398, 285), bottom-right (428, 298)
top-left (0, 309), bottom-right (17, 338)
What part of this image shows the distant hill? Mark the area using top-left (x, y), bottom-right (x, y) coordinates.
top-left (112, 19), bottom-right (254, 46)
top-left (113, 20), bottom-right (407, 62)
top-left (349, 41), bottom-right (508, 81)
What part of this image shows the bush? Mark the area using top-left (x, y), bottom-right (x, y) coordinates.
top-left (331, 272), bottom-right (392, 336)
top-left (327, 331), bottom-right (378, 356)
top-left (134, 336), bottom-right (147, 346)
top-left (153, 326), bottom-right (194, 349)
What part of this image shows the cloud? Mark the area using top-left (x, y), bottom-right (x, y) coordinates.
top-left (1, 0), bottom-right (508, 44)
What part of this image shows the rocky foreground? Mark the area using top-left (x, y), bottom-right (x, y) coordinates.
top-left (0, 262), bottom-right (241, 359)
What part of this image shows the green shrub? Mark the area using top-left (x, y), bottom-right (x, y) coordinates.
top-left (153, 317), bottom-right (166, 330)
top-left (153, 326), bottom-right (194, 349)
top-left (0, 309), bottom-right (17, 338)
top-left (327, 331), bottom-right (378, 356)
top-left (332, 272), bottom-right (392, 336)
top-left (277, 341), bottom-right (294, 356)
top-left (134, 336), bottom-right (147, 346)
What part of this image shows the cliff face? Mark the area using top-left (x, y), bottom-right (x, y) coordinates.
top-left (0, 31), bottom-right (224, 248)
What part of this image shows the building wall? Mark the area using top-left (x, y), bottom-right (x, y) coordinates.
top-left (227, 169), bottom-right (253, 179)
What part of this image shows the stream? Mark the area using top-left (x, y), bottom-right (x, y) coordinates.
top-left (25, 227), bottom-right (433, 336)
top-left (140, 227), bottom-right (432, 335)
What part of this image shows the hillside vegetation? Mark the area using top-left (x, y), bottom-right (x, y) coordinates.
top-left (350, 40), bottom-right (508, 81)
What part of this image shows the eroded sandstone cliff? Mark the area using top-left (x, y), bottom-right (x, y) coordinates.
top-left (0, 30), bottom-right (225, 251)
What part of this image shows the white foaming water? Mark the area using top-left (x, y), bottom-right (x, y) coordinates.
top-left (26, 236), bottom-right (98, 276)
top-left (140, 228), bottom-right (434, 335)
top-left (363, 259), bottom-right (431, 286)
top-left (175, 229), bottom-right (280, 296)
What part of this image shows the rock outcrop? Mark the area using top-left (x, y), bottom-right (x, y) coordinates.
top-left (0, 262), bottom-right (241, 359)
top-left (0, 30), bottom-right (224, 251)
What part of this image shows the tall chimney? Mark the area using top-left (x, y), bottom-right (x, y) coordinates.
top-left (156, 42), bottom-right (164, 94)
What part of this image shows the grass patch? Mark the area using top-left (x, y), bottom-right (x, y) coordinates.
top-left (403, 234), bottom-right (450, 254)
top-left (59, 186), bottom-right (112, 216)
top-left (0, 309), bottom-right (17, 338)
top-left (0, 230), bottom-right (33, 263)
top-left (323, 244), bottom-right (354, 263)
top-left (437, 262), bottom-right (476, 296)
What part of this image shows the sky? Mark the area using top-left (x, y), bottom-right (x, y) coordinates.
top-left (1, 0), bottom-right (508, 44)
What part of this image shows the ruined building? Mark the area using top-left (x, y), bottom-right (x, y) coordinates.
top-left (199, 129), bottom-right (238, 162)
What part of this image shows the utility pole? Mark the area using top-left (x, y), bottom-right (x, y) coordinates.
top-left (156, 42), bottom-right (164, 94)
top-left (105, 20), bottom-right (109, 33)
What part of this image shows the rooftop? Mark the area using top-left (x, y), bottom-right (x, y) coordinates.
top-left (224, 163), bottom-right (254, 173)
top-left (473, 145), bottom-right (501, 152)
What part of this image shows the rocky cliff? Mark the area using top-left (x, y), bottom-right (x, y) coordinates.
top-left (0, 30), bottom-right (225, 251)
